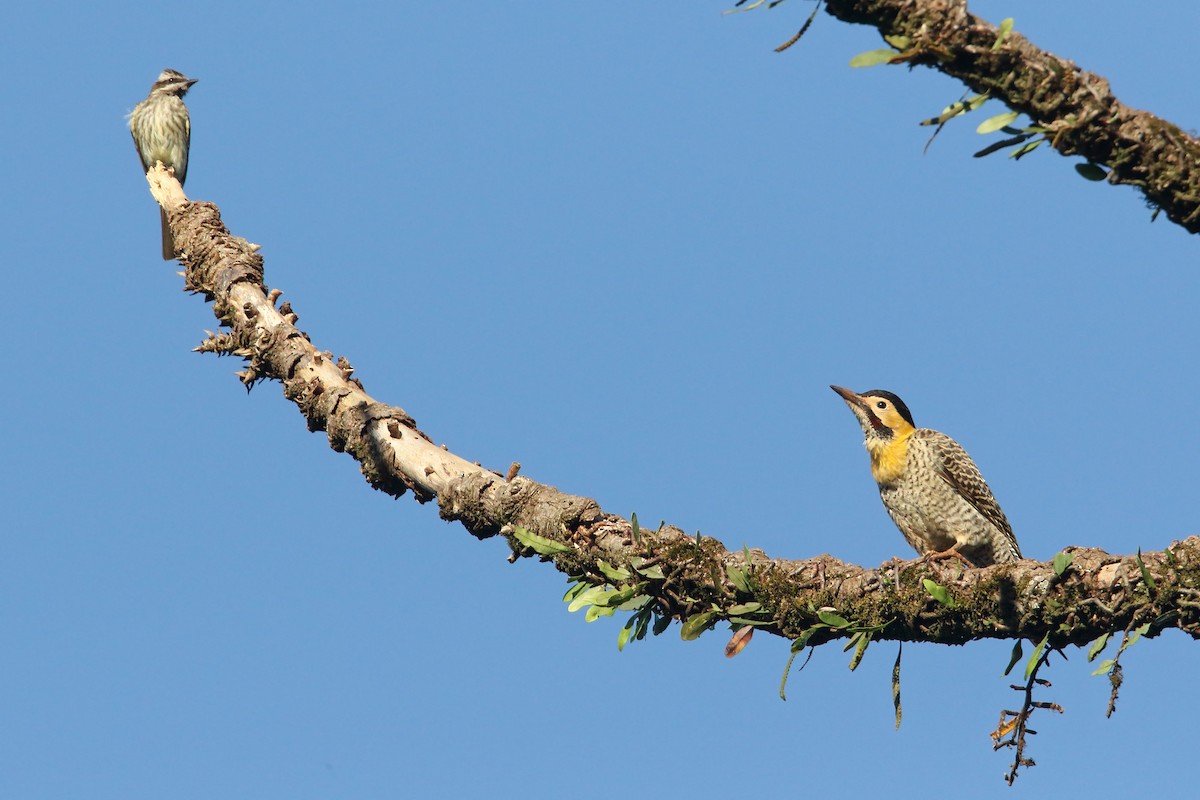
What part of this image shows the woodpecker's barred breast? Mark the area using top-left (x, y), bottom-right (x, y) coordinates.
top-left (831, 386), bottom-right (1022, 567)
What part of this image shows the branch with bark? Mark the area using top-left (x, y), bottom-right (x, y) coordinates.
top-left (774, 0), bottom-right (1200, 232)
top-left (138, 7), bottom-right (1200, 781)
top-left (146, 165), bottom-right (1200, 659)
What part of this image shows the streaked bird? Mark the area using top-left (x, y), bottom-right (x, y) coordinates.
top-left (831, 385), bottom-right (1021, 567)
top-left (129, 69), bottom-right (197, 259)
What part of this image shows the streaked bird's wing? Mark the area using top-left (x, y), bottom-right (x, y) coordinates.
top-left (131, 125), bottom-right (152, 173)
top-left (177, 112), bottom-right (191, 185)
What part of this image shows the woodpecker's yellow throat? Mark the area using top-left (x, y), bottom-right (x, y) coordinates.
top-left (831, 385), bottom-right (1022, 567)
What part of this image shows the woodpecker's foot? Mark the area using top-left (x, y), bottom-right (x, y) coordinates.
top-left (923, 546), bottom-right (977, 571)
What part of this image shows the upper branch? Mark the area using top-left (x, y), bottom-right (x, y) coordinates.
top-left (821, 0), bottom-right (1200, 231)
top-left (147, 165), bottom-right (1200, 652)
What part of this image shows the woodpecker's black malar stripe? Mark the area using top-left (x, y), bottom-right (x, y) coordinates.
top-left (863, 390), bottom-right (915, 428)
top-left (862, 408), bottom-right (891, 437)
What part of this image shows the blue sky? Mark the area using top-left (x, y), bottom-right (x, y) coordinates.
top-left (3, 1), bottom-right (1199, 796)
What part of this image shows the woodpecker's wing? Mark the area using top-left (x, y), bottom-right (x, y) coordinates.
top-left (916, 429), bottom-right (1018, 546)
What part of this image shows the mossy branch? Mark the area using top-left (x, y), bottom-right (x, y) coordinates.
top-left (148, 166), bottom-right (1200, 655)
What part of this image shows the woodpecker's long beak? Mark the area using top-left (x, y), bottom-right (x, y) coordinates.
top-left (186, 78), bottom-right (199, 88)
top-left (831, 384), bottom-right (883, 436)
top-left (830, 385), bottom-right (865, 408)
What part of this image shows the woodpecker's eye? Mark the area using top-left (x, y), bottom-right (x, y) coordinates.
top-left (876, 401), bottom-right (888, 410)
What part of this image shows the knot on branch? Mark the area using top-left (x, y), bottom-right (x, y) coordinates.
top-left (438, 473), bottom-right (603, 542)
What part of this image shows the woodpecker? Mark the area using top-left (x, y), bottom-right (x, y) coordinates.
top-left (831, 385), bottom-right (1021, 567)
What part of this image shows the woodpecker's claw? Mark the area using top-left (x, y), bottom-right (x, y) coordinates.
top-left (924, 545), bottom-right (977, 571)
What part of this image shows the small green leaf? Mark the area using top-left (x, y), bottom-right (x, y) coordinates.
top-left (722, 0), bottom-right (767, 15)
top-left (892, 643), bottom-right (903, 730)
top-left (597, 560), bottom-right (631, 581)
top-left (1088, 633), bottom-right (1111, 662)
top-left (849, 48), bottom-right (898, 68)
top-left (1091, 658), bottom-right (1116, 677)
top-left (1025, 634), bottom-right (1049, 680)
top-left (883, 34), bottom-right (910, 50)
top-left (617, 623), bottom-right (632, 651)
top-left (630, 513), bottom-right (641, 546)
top-left (992, 18), bottom-right (1014, 51)
top-left (563, 582), bottom-right (589, 603)
top-left (726, 564), bottom-right (752, 594)
top-left (922, 579), bottom-right (957, 608)
top-left (652, 613), bottom-right (673, 636)
top-left (511, 525), bottom-right (571, 556)
top-left (922, 103), bottom-right (962, 127)
top-left (1075, 162), bottom-right (1109, 181)
top-left (727, 602), bottom-right (762, 616)
top-left (817, 609), bottom-right (851, 628)
top-left (680, 611), bottom-right (719, 641)
top-left (977, 110), bottom-right (1020, 134)
top-left (728, 616), bottom-right (772, 626)
top-left (1010, 139), bottom-right (1043, 159)
top-left (614, 595), bottom-right (652, 612)
top-left (973, 132), bottom-right (1033, 158)
top-left (628, 557), bottom-right (666, 580)
top-left (1052, 551), bottom-right (1074, 576)
top-left (968, 93), bottom-right (990, 110)
top-left (780, 650), bottom-right (798, 701)
top-left (585, 604), bottom-right (616, 622)
top-left (779, 647), bottom-right (815, 701)
top-left (791, 626), bottom-right (823, 652)
top-left (1128, 622), bottom-right (1151, 646)
top-left (594, 582), bottom-right (649, 608)
top-left (1136, 549), bottom-right (1156, 590)
top-left (1003, 639), bottom-right (1024, 676)
top-left (632, 608), bottom-right (651, 641)
top-left (848, 632), bottom-right (871, 671)
top-left (567, 586), bottom-right (613, 613)
top-left (922, 93), bottom-right (990, 126)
